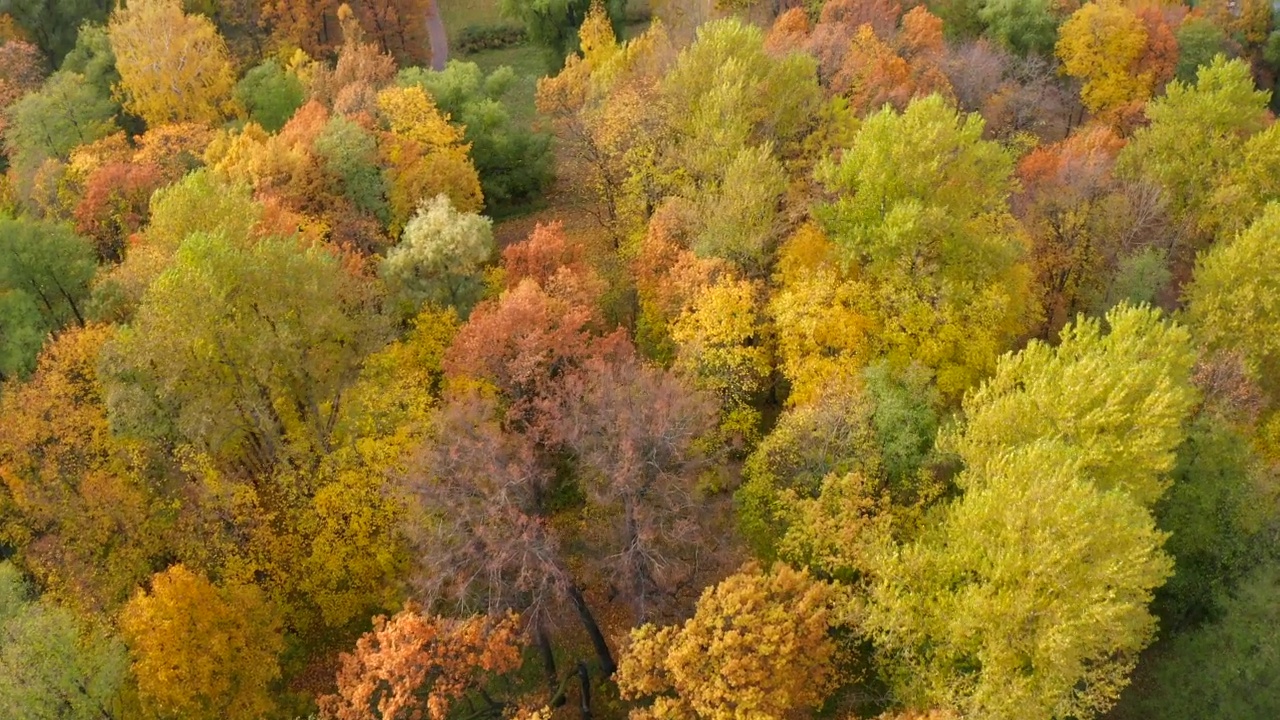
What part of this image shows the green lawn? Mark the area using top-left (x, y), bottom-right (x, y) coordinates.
top-left (439, 0), bottom-right (506, 41)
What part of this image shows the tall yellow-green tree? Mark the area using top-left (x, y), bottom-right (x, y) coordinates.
top-left (107, 0), bottom-right (239, 126)
top-left (868, 441), bottom-right (1173, 720)
top-left (1116, 56), bottom-right (1271, 242)
top-left (815, 94), bottom-right (1037, 399)
top-left (946, 303), bottom-right (1199, 507)
top-left (120, 565), bottom-right (283, 720)
top-left (1184, 203), bottom-right (1280, 395)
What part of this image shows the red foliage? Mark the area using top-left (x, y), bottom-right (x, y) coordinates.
top-left (74, 162), bottom-right (166, 262)
top-left (443, 279), bottom-right (629, 444)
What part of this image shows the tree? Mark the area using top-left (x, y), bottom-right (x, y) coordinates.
top-left (381, 194), bottom-right (494, 315)
top-left (235, 58), bottom-right (305, 132)
top-left (0, 562), bottom-right (127, 719)
top-left (1055, 0), bottom-right (1153, 122)
top-left (398, 61), bottom-right (554, 216)
top-left (978, 0), bottom-right (1060, 55)
top-left (0, 325), bottom-right (167, 614)
top-left (616, 563), bottom-right (841, 720)
top-left (946, 304), bottom-right (1198, 507)
top-left (73, 160), bottom-right (165, 262)
top-left (120, 565), bottom-right (284, 720)
top-left (2, 68), bottom-right (117, 174)
top-left (1174, 16), bottom-right (1229, 83)
top-left (1116, 56), bottom-right (1270, 241)
top-left (4, 0), bottom-right (112, 64)
top-left (320, 609), bottom-right (523, 720)
top-left (1110, 559), bottom-right (1280, 720)
top-left (0, 215), bottom-right (95, 379)
top-left (376, 85), bottom-right (484, 232)
top-left (815, 94), bottom-right (1037, 398)
top-left (101, 232), bottom-right (388, 473)
top-left (501, 0), bottom-right (627, 67)
top-left (107, 0), bottom-right (238, 126)
top-left (556, 349), bottom-right (719, 619)
top-left (1184, 203), bottom-right (1280, 391)
top-left (670, 276), bottom-right (770, 445)
top-left (868, 440), bottom-right (1173, 720)
top-left (0, 39), bottom-right (46, 147)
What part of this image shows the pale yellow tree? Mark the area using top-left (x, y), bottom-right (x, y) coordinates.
top-left (107, 0), bottom-right (239, 126)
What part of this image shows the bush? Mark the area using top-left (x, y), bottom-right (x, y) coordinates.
top-left (455, 24), bottom-right (526, 54)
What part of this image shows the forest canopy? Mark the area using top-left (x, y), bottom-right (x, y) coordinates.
top-left (1, 0), bottom-right (1279, 718)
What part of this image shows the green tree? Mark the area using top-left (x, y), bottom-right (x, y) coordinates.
top-left (816, 94), bottom-right (1037, 398)
top-left (2, 68), bottom-right (117, 173)
top-left (4, 0), bottom-right (113, 64)
top-left (0, 215), bottom-right (95, 379)
top-left (869, 440), bottom-right (1173, 720)
top-left (1174, 16), bottom-right (1230, 83)
top-left (398, 61), bottom-right (553, 216)
top-left (234, 58), bottom-right (304, 132)
top-left (979, 0), bottom-right (1060, 55)
top-left (501, 0), bottom-right (627, 67)
top-left (315, 114), bottom-right (389, 222)
top-left (0, 562), bottom-right (127, 719)
top-left (102, 232), bottom-right (388, 472)
top-left (946, 304), bottom-right (1198, 507)
top-left (1112, 559), bottom-right (1280, 720)
top-left (380, 194), bottom-right (494, 316)
top-left (1116, 55), bottom-right (1270, 240)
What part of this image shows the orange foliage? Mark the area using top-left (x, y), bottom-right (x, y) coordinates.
top-left (765, 7), bottom-right (811, 56)
top-left (835, 25), bottom-right (915, 114)
top-left (319, 609), bottom-right (523, 720)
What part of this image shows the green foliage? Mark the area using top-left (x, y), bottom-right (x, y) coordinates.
top-left (58, 23), bottom-right (118, 97)
top-left (398, 61), bottom-right (553, 216)
top-left (979, 0), bottom-right (1060, 55)
top-left (816, 94), bottom-right (1035, 397)
top-left (1117, 56), bottom-right (1270, 236)
top-left (500, 0), bottom-right (627, 66)
top-left (0, 562), bottom-right (127, 719)
top-left (863, 362), bottom-right (941, 484)
top-left (2, 69), bottom-right (117, 172)
top-left (1155, 418), bottom-right (1270, 630)
top-left (693, 143), bottom-right (786, 269)
top-left (1094, 247), bottom-right (1172, 315)
top-left (663, 18), bottom-right (821, 184)
top-left (102, 232), bottom-right (388, 469)
top-left (1114, 559), bottom-right (1280, 720)
top-left (1176, 17), bottom-right (1231, 83)
top-left (4, 0), bottom-right (113, 64)
top-left (380, 194), bottom-right (494, 316)
top-left (314, 114), bottom-right (389, 222)
top-left (0, 215), bottom-right (95, 379)
top-left (234, 59), bottom-right (304, 133)
top-left (947, 304), bottom-right (1199, 506)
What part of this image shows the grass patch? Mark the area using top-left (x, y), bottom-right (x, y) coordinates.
top-left (439, 0), bottom-right (505, 42)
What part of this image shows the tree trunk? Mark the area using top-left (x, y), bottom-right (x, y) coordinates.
top-left (566, 583), bottom-right (617, 676)
top-left (576, 661), bottom-right (593, 720)
top-left (425, 0), bottom-right (448, 70)
top-left (535, 622), bottom-right (564, 705)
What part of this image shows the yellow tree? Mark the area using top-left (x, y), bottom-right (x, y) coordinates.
top-left (107, 0), bottom-right (239, 127)
top-left (616, 563), bottom-right (842, 720)
top-left (120, 565), bottom-right (284, 720)
top-left (1056, 0), bottom-right (1153, 123)
top-left (376, 85), bottom-right (483, 232)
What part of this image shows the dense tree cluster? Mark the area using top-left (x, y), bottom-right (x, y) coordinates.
top-left (1, 0), bottom-right (1279, 718)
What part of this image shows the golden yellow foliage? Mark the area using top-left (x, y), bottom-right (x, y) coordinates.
top-left (107, 0), bottom-right (239, 126)
top-left (617, 563), bottom-right (841, 720)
